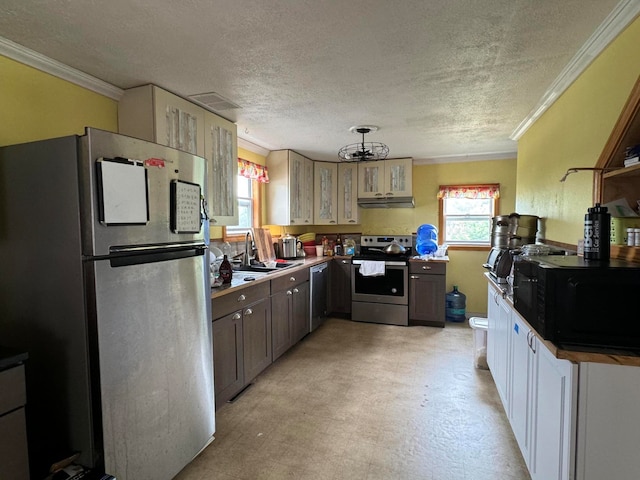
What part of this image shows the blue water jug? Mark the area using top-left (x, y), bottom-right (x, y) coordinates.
top-left (445, 285), bottom-right (466, 322)
top-left (416, 224), bottom-right (438, 255)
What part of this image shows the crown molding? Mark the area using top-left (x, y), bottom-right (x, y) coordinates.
top-left (237, 136), bottom-right (271, 157)
top-left (511, 0), bottom-right (640, 140)
top-left (413, 151), bottom-right (517, 165)
top-left (0, 36), bottom-right (123, 100)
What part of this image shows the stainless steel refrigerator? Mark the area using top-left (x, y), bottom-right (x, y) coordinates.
top-left (0, 128), bottom-right (215, 480)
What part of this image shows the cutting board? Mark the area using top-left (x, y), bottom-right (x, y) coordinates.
top-left (253, 228), bottom-right (276, 263)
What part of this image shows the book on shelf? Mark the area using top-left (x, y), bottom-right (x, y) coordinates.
top-left (624, 155), bottom-right (639, 167)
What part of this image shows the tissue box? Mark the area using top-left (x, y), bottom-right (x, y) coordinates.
top-left (610, 217), bottom-right (640, 245)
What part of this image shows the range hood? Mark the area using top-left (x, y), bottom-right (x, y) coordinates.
top-left (357, 196), bottom-right (415, 208)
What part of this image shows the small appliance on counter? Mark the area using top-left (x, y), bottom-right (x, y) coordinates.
top-left (513, 254), bottom-right (640, 351)
top-left (277, 233), bottom-right (302, 259)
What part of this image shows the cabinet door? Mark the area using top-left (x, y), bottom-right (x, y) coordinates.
top-left (291, 281), bottom-right (310, 344)
top-left (271, 289), bottom-right (292, 361)
top-left (212, 312), bottom-right (243, 407)
top-left (338, 163), bottom-right (359, 225)
top-left (118, 85), bottom-right (205, 156)
top-left (487, 286), bottom-right (499, 373)
top-left (242, 297), bottom-right (272, 383)
top-left (576, 363), bottom-right (640, 480)
top-left (314, 162), bottom-right (338, 225)
top-left (358, 161), bottom-right (385, 198)
top-left (383, 158), bottom-right (413, 197)
top-left (494, 295), bottom-right (512, 408)
top-left (530, 339), bottom-right (576, 480)
top-left (329, 258), bottom-right (352, 314)
top-left (153, 86), bottom-right (205, 155)
top-left (409, 273), bottom-right (445, 326)
top-left (204, 112), bottom-right (238, 226)
top-left (289, 152), bottom-right (313, 225)
top-left (510, 317), bottom-right (533, 466)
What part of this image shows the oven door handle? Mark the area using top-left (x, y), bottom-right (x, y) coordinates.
top-left (352, 260), bottom-right (407, 267)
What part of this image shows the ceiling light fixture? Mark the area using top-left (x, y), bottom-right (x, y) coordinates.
top-left (338, 125), bottom-right (389, 162)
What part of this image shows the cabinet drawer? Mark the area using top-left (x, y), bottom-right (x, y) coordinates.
top-left (0, 408), bottom-right (29, 480)
top-left (271, 268), bottom-right (310, 293)
top-left (409, 262), bottom-right (446, 275)
top-left (0, 365), bottom-right (26, 415)
top-left (213, 282), bottom-right (270, 319)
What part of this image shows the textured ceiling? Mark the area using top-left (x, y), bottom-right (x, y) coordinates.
top-left (0, 0), bottom-right (627, 161)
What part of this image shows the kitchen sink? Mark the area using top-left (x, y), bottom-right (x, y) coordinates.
top-left (234, 261), bottom-right (301, 273)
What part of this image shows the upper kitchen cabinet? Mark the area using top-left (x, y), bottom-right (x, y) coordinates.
top-left (338, 163), bottom-right (359, 224)
top-left (594, 75), bottom-right (640, 261)
top-left (118, 84), bottom-right (205, 156)
top-left (266, 150), bottom-right (314, 225)
top-left (357, 158), bottom-right (413, 199)
top-left (204, 111), bottom-right (238, 226)
top-left (119, 85), bottom-right (239, 226)
top-left (314, 162), bottom-right (338, 225)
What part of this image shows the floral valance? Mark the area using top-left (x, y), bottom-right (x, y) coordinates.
top-left (437, 184), bottom-right (500, 199)
top-left (238, 158), bottom-right (269, 183)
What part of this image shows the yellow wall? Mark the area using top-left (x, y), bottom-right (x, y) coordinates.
top-left (407, 158), bottom-right (517, 314)
top-left (0, 55), bottom-right (118, 145)
top-left (516, 17), bottom-right (640, 245)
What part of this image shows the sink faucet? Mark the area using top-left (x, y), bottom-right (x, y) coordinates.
top-left (244, 231), bottom-right (253, 266)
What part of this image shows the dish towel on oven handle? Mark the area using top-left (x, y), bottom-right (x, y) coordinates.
top-left (359, 261), bottom-right (386, 277)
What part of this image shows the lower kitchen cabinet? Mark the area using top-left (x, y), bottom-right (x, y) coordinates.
top-left (329, 257), bottom-right (351, 314)
top-left (487, 281), bottom-right (583, 480)
top-left (0, 362), bottom-right (29, 480)
top-left (212, 283), bottom-right (271, 409)
top-left (271, 269), bottom-right (310, 361)
top-left (408, 261), bottom-right (446, 327)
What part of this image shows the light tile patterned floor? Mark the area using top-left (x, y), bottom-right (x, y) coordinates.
top-left (175, 318), bottom-right (530, 480)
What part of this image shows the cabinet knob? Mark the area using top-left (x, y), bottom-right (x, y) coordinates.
top-left (293, 288), bottom-right (299, 294)
top-left (385, 192), bottom-right (394, 196)
top-left (244, 308), bottom-right (253, 316)
top-left (287, 290), bottom-right (293, 295)
top-left (374, 193), bottom-right (383, 197)
top-left (237, 294), bottom-right (246, 302)
top-left (330, 220), bottom-right (336, 223)
top-left (289, 276), bottom-right (296, 282)
top-left (232, 313), bottom-right (241, 320)
top-left (410, 275), bottom-right (420, 279)
top-left (421, 265), bottom-right (431, 270)
top-left (349, 220), bottom-right (356, 223)
top-left (342, 260), bottom-right (348, 264)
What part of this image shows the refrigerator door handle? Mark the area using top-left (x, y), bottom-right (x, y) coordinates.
top-left (108, 244), bottom-right (206, 268)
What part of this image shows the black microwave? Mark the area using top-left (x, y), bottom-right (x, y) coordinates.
top-left (513, 255), bottom-right (640, 351)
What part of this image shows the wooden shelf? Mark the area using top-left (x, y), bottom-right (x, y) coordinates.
top-left (592, 75), bottom-right (640, 262)
top-left (603, 162), bottom-right (640, 179)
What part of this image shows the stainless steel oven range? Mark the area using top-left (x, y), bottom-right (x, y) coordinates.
top-left (351, 235), bottom-right (413, 326)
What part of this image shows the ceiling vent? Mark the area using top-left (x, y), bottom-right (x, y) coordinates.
top-left (189, 92), bottom-right (241, 111)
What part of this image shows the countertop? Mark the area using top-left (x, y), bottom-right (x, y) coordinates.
top-left (484, 273), bottom-right (640, 366)
top-left (212, 256), bottom-right (331, 299)
top-left (0, 346), bottom-right (28, 371)
top-left (409, 256), bottom-right (450, 263)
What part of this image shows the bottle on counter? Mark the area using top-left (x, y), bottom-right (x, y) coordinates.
top-left (219, 255), bottom-right (233, 284)
top-left (334, 234), bottom-right (343, 255)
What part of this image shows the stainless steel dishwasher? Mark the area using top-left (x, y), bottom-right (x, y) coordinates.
top-left (310, 262), bottom-right (328, 331)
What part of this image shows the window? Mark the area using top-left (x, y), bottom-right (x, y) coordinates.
top-left (438, 184), bottom-right (499, 248)
top-left (223, 158), bottom-right (268, 240)
top-left (225, 175), bottom-right (254, 237)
